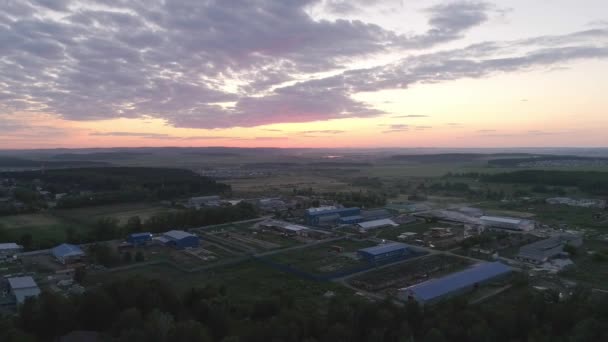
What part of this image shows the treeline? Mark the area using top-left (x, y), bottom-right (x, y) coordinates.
top-left (1, 275), bottom-right (606, 342)
top-left (2, 167), bottom-right (231, 209)
top-left (482, 170), bottom-right (608, 195)
top-left (293, 188), bottom-right (387, 208)
top-left (487, 155), bottom-right (608, 167)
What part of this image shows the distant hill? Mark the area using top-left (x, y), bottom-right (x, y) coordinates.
top-left (51, 152), bottom-right (150, 160)
top-left (0, 156), bottom-right (108, 168)
top-left (390, 153), bottom-right (533, 163)
top-left (487, 155), bottom-right (608, 167)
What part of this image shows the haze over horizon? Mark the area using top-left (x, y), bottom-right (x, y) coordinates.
top-left (1, 0), bottom-right (607, 149)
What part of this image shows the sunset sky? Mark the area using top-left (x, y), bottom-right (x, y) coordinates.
top-left (1, 0), bottom-right (607, 149)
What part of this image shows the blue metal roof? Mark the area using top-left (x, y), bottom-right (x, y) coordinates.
top-left (405, 262), bottom-right (512, 301)
top-left (129, 232), bottom-right (152, 238)
top-left (307, 207), bottom-right (360, 217)
top-left (340, 215), bottom-right (364, 221)
top-left (358, 242), bottom-right (409, 256)
top-left (51, 243), bottom-right (84, 258)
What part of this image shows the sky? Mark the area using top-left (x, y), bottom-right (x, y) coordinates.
top-left (0, 0), bottom-right (607, 149)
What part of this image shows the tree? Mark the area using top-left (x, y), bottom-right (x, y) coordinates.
top-left (135, 251), bottom-right (145, 262)
top-left (126, 216), bottom-right (143, 233)
top-left (168, 320), bottom-right (212, 342)
top-left (19, 233), bottom-right (33, 250)
top-left (123, 251), bottom-right (133, 263)
top-left (74, 267), bottom-right (87, 284)
top-left (563, 244), bottom-right (578, 257)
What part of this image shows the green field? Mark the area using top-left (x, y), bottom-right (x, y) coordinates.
top-left (87, 260), bottom-right (352, 305)
top-left (269, 239), bottom-right (375, 275)
top-left (54, 203), bottom-right (173, 225)
top-left (561, 240), bottom-right (608, 290)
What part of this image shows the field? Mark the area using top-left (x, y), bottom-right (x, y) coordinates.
top-left (54, 203), bottom-right (173, 225)
top-left (268, 239), bottom-right (375, 275)
top-left (0, 213), bottom-right (76, 248)
top-left (85, 260), bottom-right (353, 306)
top-left (561, 240), bottom-right (608, 290)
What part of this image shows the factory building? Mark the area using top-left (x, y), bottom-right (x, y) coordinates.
top-left (160, 230), bottom-right (200, 249)
top-left (399, 262), bottom-right (512, 305)
top-left (516, 233), bottom-right (583, 264)
top-left (357, 218), bottom-right (398, 232)
top-left (480, 215), bottom-right (535, 232)
top-left (127, 232), bottom-right (153, 246)
top-left (305, 206), bottom-right (361, 226)
top-left (357, 243), bottom-right (410, 263)
top-left (51, 243), bottom-right (85, 265)
top-left (259, 220), bottom-right (310, 236)
top-left (361, 209), bottom-right (392, 220)
top-left (0, 242), bottom-right (22, 260)
top-left (7, 276), bottom-right (41, 305)
top-left (339, 215), bottom-right (365, 224)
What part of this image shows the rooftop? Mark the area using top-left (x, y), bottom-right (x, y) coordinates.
top-left (358, 218), bottom-right (398, 229)
top-left (129, 232), bottom-right (152, 238)
top-left (402, 262), bottom-right (512, 301)
top-left (8, 276), bottom-right (38, 289)
top-left (0, 242), bottom-right (22, 250)
top-left (52, 243), bottom-right (84, 258)
top-left (163, 230), bottom-right (197, 240)
top-left (359, 242), bottom-right (409, 255)
top-left (480, 216), bottom-right (524, 225)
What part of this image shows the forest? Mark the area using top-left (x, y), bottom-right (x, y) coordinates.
top-left (1, 275), bottom-right (606, 342)
top-left (481, 170), bottom-right (608, 195)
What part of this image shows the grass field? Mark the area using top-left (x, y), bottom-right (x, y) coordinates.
top-left (55, 203), bottom-right (173, 225)
top-left (561, 240), bottom-right (608, 290)
top-left (86, 260), bottom-right (352, 306)
top-left (0, 212), bottom-right (76, 248)
top-left (269, 239), bottom-right (375, 275)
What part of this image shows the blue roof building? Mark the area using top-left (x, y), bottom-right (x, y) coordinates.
top-left (400, 262), bottom-right (512, 305)
top-left (358, 243), bottom-right (410, 263)
top-left (161, 230), bottom-right (200, 249)
top-left (127, 232), bottom-right (153, 246)
top-left (305, 207), bottom-right (361, 226)
top-left (339, 215), bottom-right (365, 224)
top-left (51, 243), bottom-right (85, 265)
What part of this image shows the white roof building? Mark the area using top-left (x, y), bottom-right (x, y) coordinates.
top-left (0, 243), bottom-right (22, 255)
top-left (357, 219), bottom-right (398, 231)
top-left (480, 215), bottom-right (534, 232)
top-left (8, 276), bottom-right (41, 304)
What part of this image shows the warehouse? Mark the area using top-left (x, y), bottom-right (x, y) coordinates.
top-left (7, 276), bottom-right (41, 305)
top-left (358, 243), bottom-right (410, 263)
top-left (51, 243), bottom-right (85, 265)
top-left (259, 220), bottom-right (310, 236)
top-left (516, 233), bottom-right (583, 264)
top-left (357, 218), bottom-right (398, 232)
top-left (339, 215), bottom-right (365, 224)
top-left (0, 242), bottom-right (22, 259)
top-left (480, 215), bottom-right (535, 232)
top-left (361, 209), bottom-right (392, 220)
top-left (305, 206), bottom-right (361, 226)
top-left (127, 232), bottom-right (153, 246)
top-left (399, 262), bottom-right (512, 305)
top-left (161, 230), bottom-right (200, 249)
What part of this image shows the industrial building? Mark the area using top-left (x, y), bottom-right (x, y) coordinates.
top-left (51, 243), bottom-right (85, 265)
top-left (516, 233), bottom-right (583, 264)
top-left (127, 232), bottom-right (153, 246)
top-left (259, 220), bottom-right (310, 236)
top-left (305, 206), bottom-right (361, 226)
top-left (187, 195), bottom-right (221, 209)
top-left (480, 215), bottom-right (535, 232)
top-left (399, 262), bottom-right (512, 305)
top-left (357, 218), bottom-right (398, 232)
top-left (8, 276), bottom-right (41, 305)
top-left (160, 230), bottom-right (200, 249)
top-left (0, 242), bottom-right (22, 259)
top-left (361, 209), bottom-right (392, 220)
top-left (357, 243), bottom-right (410, 263)
top-left (339, 215), bottom-right (365, 224)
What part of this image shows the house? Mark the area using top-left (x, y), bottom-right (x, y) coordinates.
top-left (160, 230), bottom-right (200, 249)
top-left (127, 232), bottom-right (153, 246)
top-left (8, 276), bottom-right (41, 304)
top-left (357, 243), bottom-right (410, 263)
top-left (51, 243), bottom-right (85, 265)
top-left (399, 262), bottom-right (512, 305)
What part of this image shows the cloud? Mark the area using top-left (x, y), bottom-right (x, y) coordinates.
top-left (382, 124), bottom-right (409, 133)
top-left (393, 115), bottom-right (429, 118)
top-left (298, 130), bottom-right (346, 134)
top-left (90, 131), bottom-right (171, 138)
top-left (0, 1), bottom-right (607, 132)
